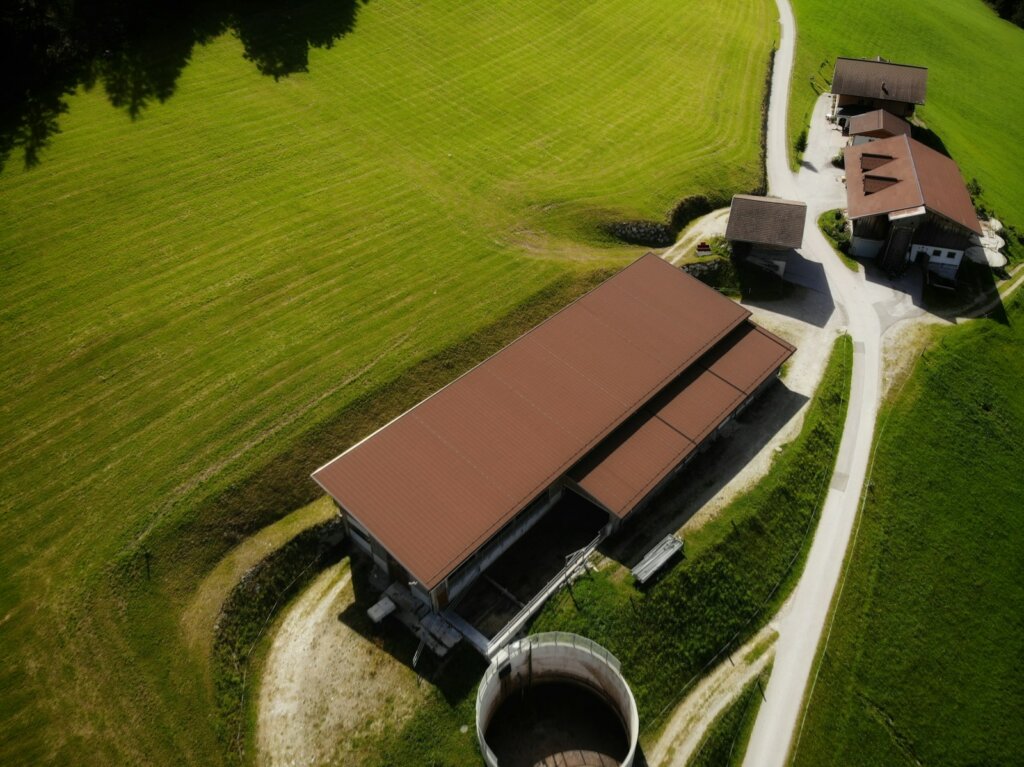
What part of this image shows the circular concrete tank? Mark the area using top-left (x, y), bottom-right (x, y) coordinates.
top-left (476, 632), bottom-right (639, 767)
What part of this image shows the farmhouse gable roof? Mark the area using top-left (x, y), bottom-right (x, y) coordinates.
top-left (726, 195), bottom-right (807, 249)
top-left (843, 135), bottom-right (981, 235)
top-left (832, 57), bottom-right (928, 105)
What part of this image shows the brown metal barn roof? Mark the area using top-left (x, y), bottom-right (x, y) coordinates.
top-left (313, 254), bottom-right (751, 589)
top-left (848, 109), bottom-right (911, 138)
top-left (726, 195), bottom-right (807, 249)
top-left (844, 135), bottom-right (982, 235)
top-left (832, 57), bottom-right (927, 104)
top-left (571, 323), bottom-right (794, 517)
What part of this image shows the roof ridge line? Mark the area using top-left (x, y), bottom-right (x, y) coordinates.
top-left (904, 134), bottom-right (926, 208)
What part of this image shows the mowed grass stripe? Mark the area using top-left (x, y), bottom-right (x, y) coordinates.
top-left (0, 1), bottom-right (774, 762)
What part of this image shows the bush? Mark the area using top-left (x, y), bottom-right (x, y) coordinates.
top-left (603, 219), bottom-right (676, 247)
top-left (605, 194), bottom-right (724, 248)
top-left (669, 194), bottom-right (718, 231)
top-left (794, 128), bottom-right (808, 155)
top-left (820, 209), bottom-right (851, 253)
top-left (831, 151), bottom-right (844, 169)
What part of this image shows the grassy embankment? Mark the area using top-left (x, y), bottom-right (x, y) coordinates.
top-left (687, 664), bottom-right (773, 767)
top-left (792, 292), bottom-right (1024, 765)
top-left (818, 209), bottom-right (860, 272)
top-left (356, 335), bottom-right (852, 766)
top-left (0, 1), bottom-right (778, 763)
top-left (788, 0), bottom-right (1024, 230)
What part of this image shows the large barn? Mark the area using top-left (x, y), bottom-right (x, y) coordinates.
top-left (314, 254), bottom-right (794, 655)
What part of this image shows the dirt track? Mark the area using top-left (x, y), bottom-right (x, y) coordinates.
top-left (256, 561), bottom-right (425, 767)
top-left (648, 627), bottom-right (776, 766)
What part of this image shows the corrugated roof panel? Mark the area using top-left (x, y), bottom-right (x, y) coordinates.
top-left (611, 256), bottom-right (751, 342)
top-left (533, 306), bottom-right (667, 404)
top-left (484, 341), bottom-right (623, 443)
top-left (570, 320), bottom-right (795, 519)
top-left (706, 325), bottom-right (796, 394)
top-left (573, 417), bottom-right (696, 518)
top-left (654, 369), bottom-right (746, 444)
top-left (412, 372), bottom-right (565, 504)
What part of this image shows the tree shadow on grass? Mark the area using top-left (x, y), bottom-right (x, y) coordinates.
top-left (0, 0), bottom-right (369, 171)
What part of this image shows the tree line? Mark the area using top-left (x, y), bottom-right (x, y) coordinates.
top-left (0, 0), bottom-right (365, 170)
top-left (985, 0), bottom-right (1024, 27)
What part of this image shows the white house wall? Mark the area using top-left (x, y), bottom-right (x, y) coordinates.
top-left (911, 243), bottom-right (963, 268)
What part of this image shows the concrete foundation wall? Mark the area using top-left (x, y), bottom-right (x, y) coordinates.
top-left (477, 632), bottom-right (639, 767)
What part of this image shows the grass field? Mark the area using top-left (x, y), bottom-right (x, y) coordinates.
top-left (788, 0), bottom-right (1024, 226)
top-left (0, 1), bottom-right (777, 763)
top-left (792, 293), bottom-right (1024, 765)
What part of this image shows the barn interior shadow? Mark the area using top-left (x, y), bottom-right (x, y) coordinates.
top-left (0, 0), bottom-right (369, 170)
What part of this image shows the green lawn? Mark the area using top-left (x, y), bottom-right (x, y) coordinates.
top-left (793, 292), bottom-right (1024, 766)
top-left (0, 1), bottom-right (777, 764)
top-left (788, 0), bottom-right (1024, 226)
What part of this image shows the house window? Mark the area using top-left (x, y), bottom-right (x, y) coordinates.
top-left (932, 249), bottom-right (942, 258)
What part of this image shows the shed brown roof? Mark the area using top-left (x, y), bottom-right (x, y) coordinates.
top-left (313, 254), bottom-right (751, 589)
top-left (848, 109), bottom-right (911, 138)
top-left (571, 323), bottom-right (794, 517)
top-left (726, 195), bottom-right (807, 249)
top-left (844, 135), bottom-right (982, 235)
top-left (832, 57), bottom-right (927, 104)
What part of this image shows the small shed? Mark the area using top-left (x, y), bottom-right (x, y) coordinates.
top-left (726, 195), bottom-right (807, 253)
top-left (848, 109), bottom-right (912, 142)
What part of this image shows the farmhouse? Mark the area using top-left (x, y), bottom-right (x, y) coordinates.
top-left (847, 109), bottom-right (912, 143)
top-left (830, 57), bottom-right (927, 126)
top-left (844, 134), bottom-right (982, 284)
top-left (726, 194), bottom-right (807, 254)
top-left (313, 254), bottom-right (794, 656)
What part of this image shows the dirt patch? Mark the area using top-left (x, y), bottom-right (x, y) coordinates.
top-left (664, 208), bottom-right (730, 264)
top-left (880, 320), bottom-right (940, 399)
top-left (256, 561), bottom-right (425, 767)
